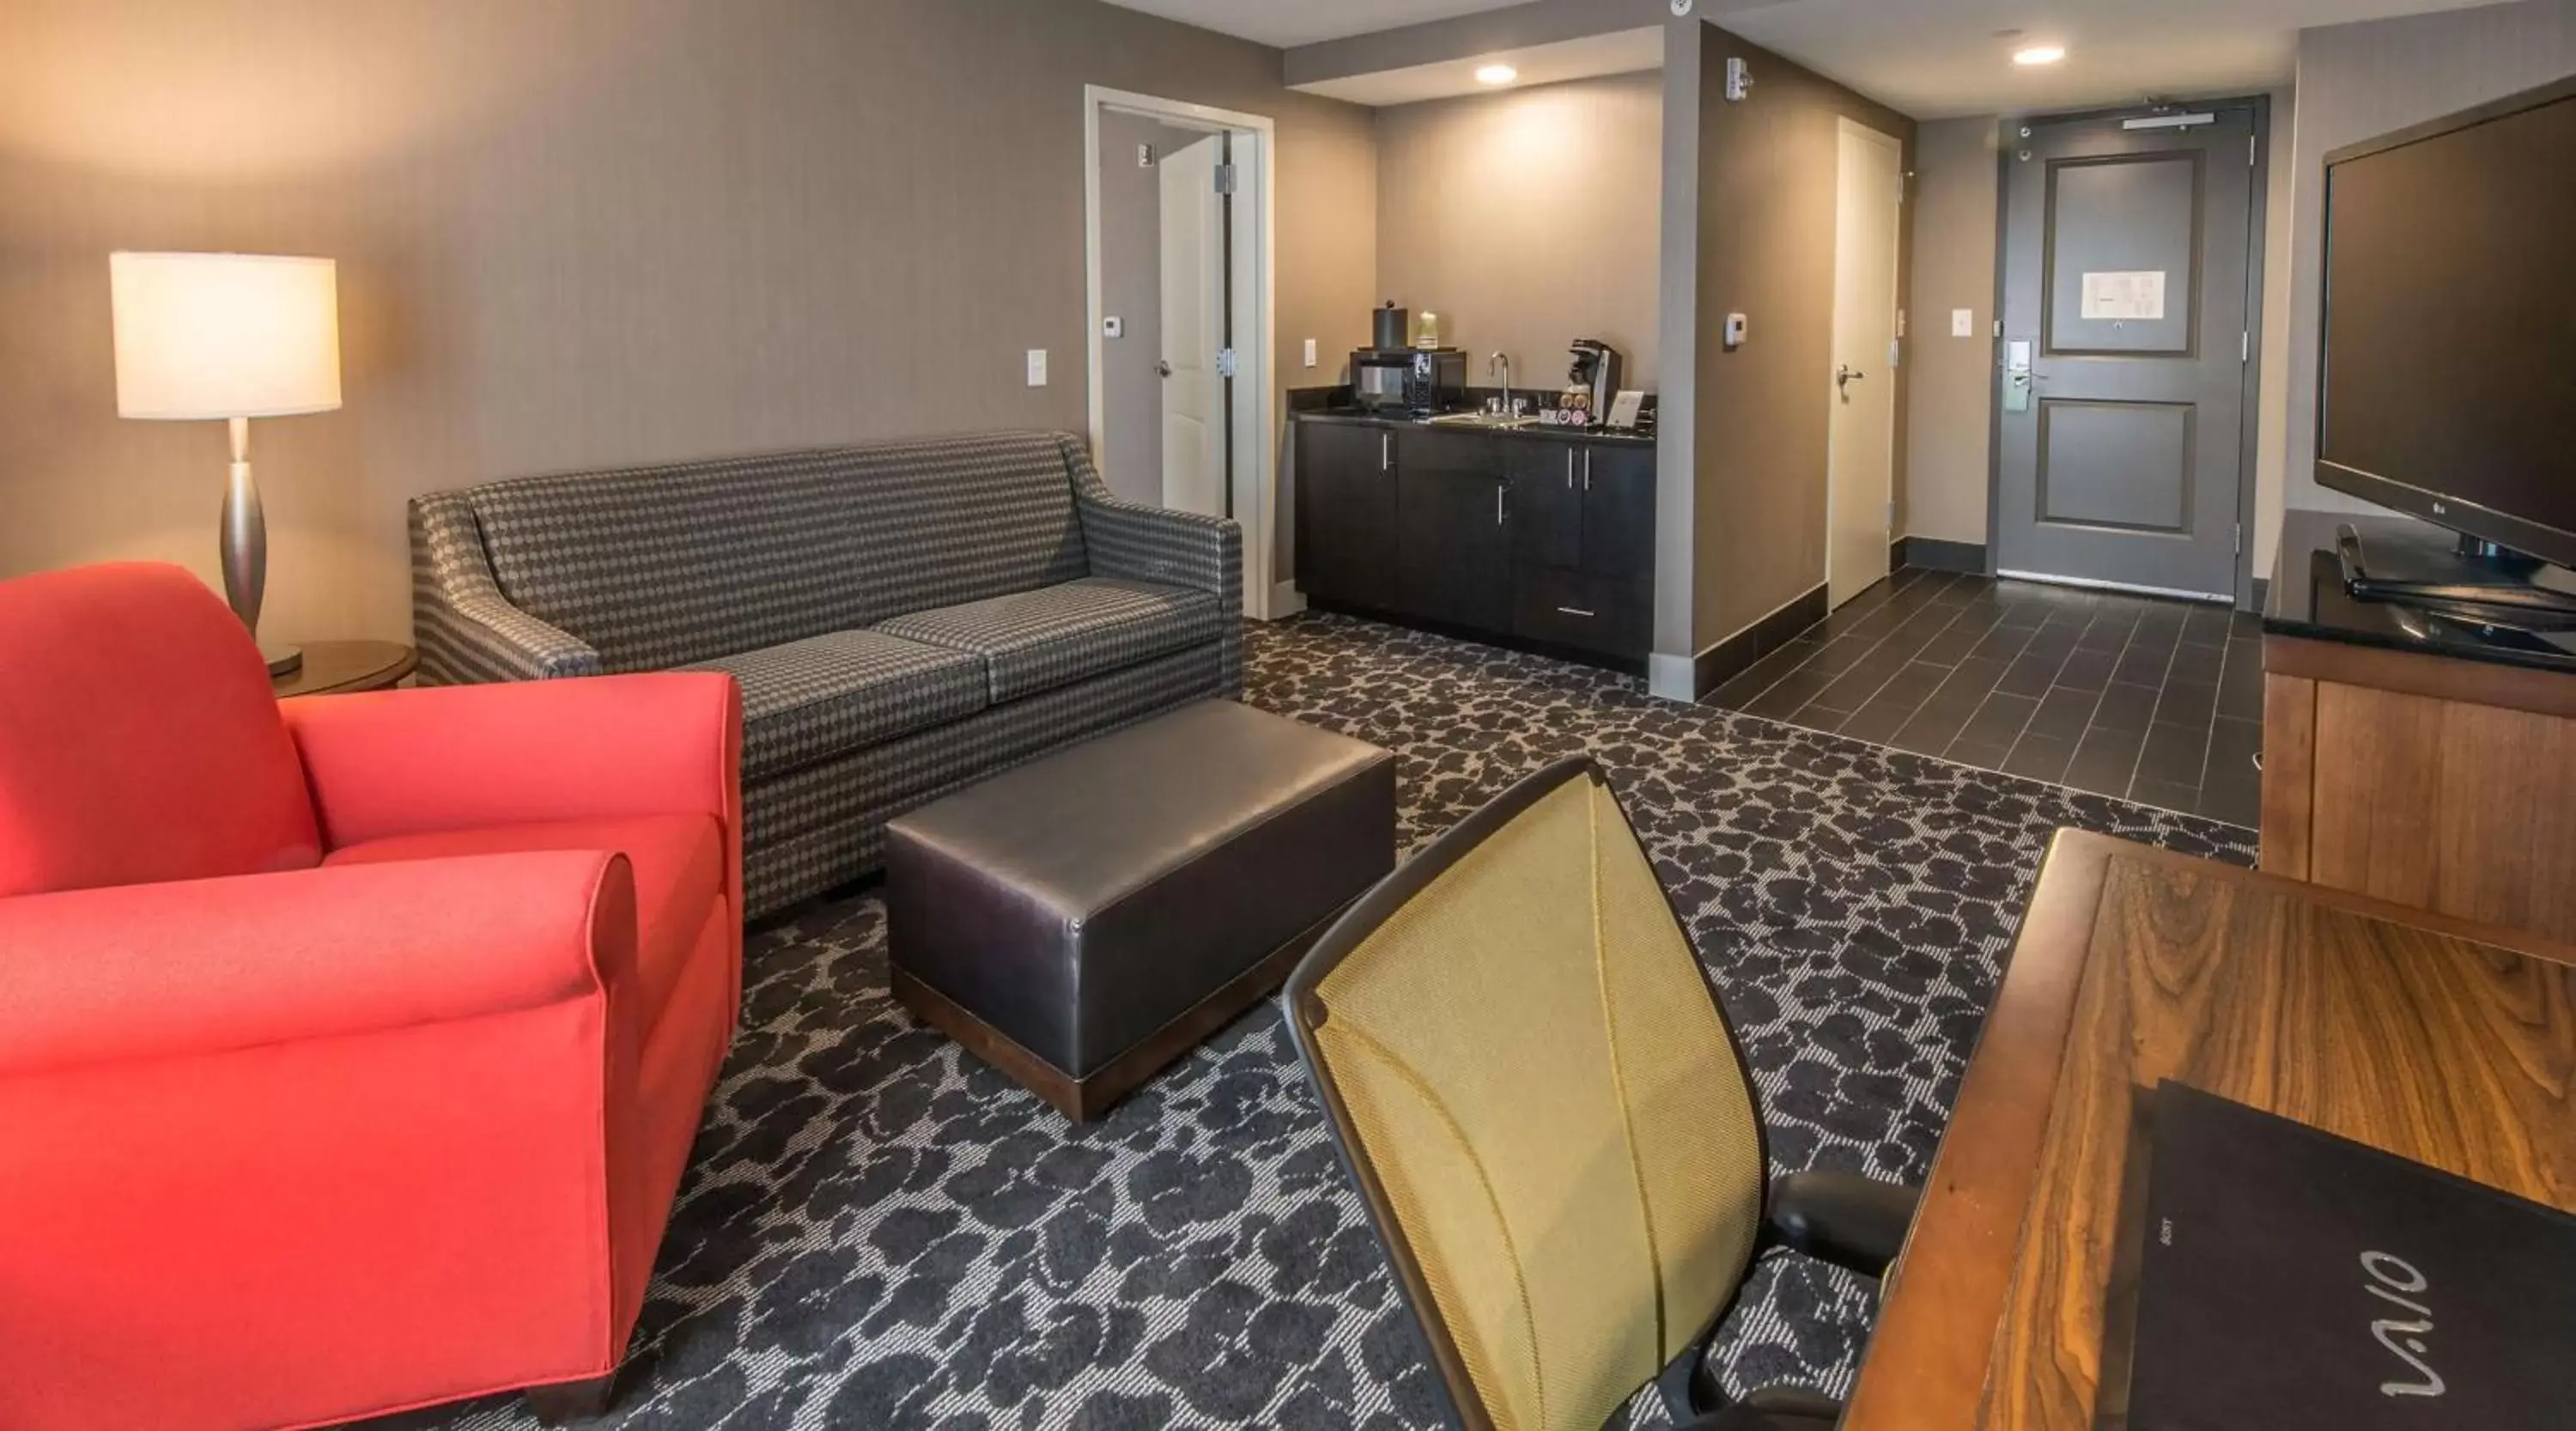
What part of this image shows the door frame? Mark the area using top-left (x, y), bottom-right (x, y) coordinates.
top-left (1826, 116), bottom-right (1905, 610)
top-left (1984, 95), bottom-right (2273, 610)
top-left (1083, 86), bottom-right (1278, 620)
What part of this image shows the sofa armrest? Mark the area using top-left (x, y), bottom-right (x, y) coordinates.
top-left (1062, 436), bottom-right (1242, 606)
top-left (283, 673), bottom-right (741, 893)
top-left (410, 489), bottom-right (604, 683)
top-left (0, 852), bottom-right (634, 1078)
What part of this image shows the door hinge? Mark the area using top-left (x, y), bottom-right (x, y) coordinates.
top-left (1213, 163), bottom-right (1237, 195)
top-left (2235, 523), bottom-right (2243, 556)
top-left (2240, 331), bottom-right (2250, 363)
top-left (1216, 348), bottom-right (1238, 379)
top-left (2249, 136), bottom-right (2257, 167)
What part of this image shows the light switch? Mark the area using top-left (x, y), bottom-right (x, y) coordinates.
top-left (1951, 308), bottom-right (1976, 338)
top-left (1303, 338), bottom-right (1318, 368)
top-left (1103, 317), bottom-right (1124, 339)
top-left (1723, 313), bottom-right (1748, 349)
top-left (1026, 349), bottom-right (1048, 387)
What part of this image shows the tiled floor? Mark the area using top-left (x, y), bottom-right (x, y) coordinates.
top-left (1710, 568), bottom-right (2264, 826)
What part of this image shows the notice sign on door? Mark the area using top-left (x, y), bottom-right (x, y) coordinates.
top-left (2081, 270), bottom-right (2166, 321)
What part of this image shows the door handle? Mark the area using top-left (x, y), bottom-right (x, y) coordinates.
top-left (1156, 360), bottom-right (1173, 378)
top-left (1837, 365), bottom-right (1868, 393)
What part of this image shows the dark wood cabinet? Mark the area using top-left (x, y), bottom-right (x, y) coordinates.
top-left (1294, 420), bottom-right (1397, 612)
top-left (1507, 441), bottom-right (1585, 570)
top-left (1395, 430), bottom-right (1511, 633)
top-left (1295, 416), bottom-right (1656, 669)
top-left (1578, 443), bottom-right (1656, 578)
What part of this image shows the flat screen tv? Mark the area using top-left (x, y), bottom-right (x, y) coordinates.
top-left (2317, 74), bottom-right (2576, 573)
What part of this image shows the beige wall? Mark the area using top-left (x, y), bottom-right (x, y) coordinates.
top-left (1691, 24), bottom-right (1916, 649)
top-left (2281, 1), bottom-right (2576, 541)
top-left (0, 0), bottom-right (1378, 642)
top-left (1374, 70), bottom-right (1664, 389)
top-left (1899, 115), bottom-right (2000, 547)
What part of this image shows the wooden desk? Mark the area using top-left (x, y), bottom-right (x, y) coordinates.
top-left (1842, 831), bottom-right (2576, 1431)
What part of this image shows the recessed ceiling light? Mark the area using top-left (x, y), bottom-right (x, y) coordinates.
top-left (1475, 64), bottom-right (1518, 86)
top-left (2014, 45), bottom-right (2067, 66)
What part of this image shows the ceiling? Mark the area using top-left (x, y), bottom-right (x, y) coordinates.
top-left (1720, 0), bottom-right (2507, 119)
top-left (1101, 0), bottom-right (1527, 50)
top-left (1105, 0), bottom-right (2510, 115)
top-left (1298, 28), bottom-right (1666, 107)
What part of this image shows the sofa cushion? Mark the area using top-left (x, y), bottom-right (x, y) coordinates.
top-left (876, 577), bottom-right (1225, 705)
top-left (461, 433), bottom-right (1091, 673)
top-left (324, 813), bottom-right (723, 1032)
top-left (685, 630), bottom-right (988, 782)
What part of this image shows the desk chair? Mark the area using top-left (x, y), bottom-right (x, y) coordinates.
top-left (1284, 758), bottom-right (1919, 1431)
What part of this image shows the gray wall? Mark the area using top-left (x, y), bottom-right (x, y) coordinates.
top-left (0, 0), bottom-right (1379, 641)
top-left (1688, 23), bottom-right (1917, 650)
top-left (1096, 113), bottom-right (1216, 506)
top-left (2282, 1), bottom-right (2576, 528)
top-left (1375, 70), bottom-right (1664, 389)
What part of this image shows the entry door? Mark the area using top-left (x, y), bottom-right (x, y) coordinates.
top-left (1828, 119), bottom-right (1904, 608)
top-left (1995, 109), bottom-right (2258, 599)
top-left (1158, 134), bottom-right (1228, 518)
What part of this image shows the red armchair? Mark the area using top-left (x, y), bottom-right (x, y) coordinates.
top-left (0, 563), bottom-right (743, 1431)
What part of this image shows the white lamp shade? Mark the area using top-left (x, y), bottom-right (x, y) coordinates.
top-left (110, 252), bottom-right (342, 420)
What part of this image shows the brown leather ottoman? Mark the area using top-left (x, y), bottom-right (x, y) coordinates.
top-left (884, 700), bottom-right (1395, 1120)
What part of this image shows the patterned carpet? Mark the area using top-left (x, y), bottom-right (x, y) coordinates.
top-left (394, 612), bottom-right (2255, 1431)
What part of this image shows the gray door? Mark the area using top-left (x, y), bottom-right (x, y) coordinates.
top-left (1995, 107), bottom-right (2261, 600)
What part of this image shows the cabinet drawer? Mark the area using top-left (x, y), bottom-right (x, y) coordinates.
top-left (1513, 569), bottom-right (1650, 658)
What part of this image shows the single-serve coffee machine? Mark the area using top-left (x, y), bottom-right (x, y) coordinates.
top-left (1567, 339), bottom-right (1625, 425)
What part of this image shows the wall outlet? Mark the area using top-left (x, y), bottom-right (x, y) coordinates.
top-left (1303, 338), bottom-right (1317, 368)
top-left (1951, 308), bottom-right (1976, 338)
top-left (1026, 349), bottom-right (1048, 387)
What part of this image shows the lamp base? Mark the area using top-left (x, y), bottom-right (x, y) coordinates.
top-left (262, 643), bottom-right (304, 678)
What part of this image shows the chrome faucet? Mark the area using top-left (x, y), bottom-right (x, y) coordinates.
top-left (1489, 351), bottom-right (1512, 415)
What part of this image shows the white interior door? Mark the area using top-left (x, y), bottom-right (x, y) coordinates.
top-left (1158, 135), bottom-right (1226, 518)
top-left (1827, 119), bottom-right (1904, 609)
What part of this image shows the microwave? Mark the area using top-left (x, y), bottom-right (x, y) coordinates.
top-left (1352, 347), bottom-right (1465, 415)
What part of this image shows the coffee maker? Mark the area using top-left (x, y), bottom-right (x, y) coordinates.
top-left (1568, 339), bottom-right (1624, 425)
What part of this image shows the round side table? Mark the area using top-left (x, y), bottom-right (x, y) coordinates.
top-left (272, 641), bottom-right (418, 698)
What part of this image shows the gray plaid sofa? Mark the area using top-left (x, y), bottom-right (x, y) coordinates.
top-left (410, 430), bottom-right (1242, 917)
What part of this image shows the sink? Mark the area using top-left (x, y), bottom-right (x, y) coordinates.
top-left (1424, 411), bottom-right (1539, 429)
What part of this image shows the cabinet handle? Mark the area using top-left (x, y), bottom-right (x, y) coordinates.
top-left (1495, 485), bottom-right (1506, 525)
top-left (1566, 450), bottom-right (1575, 490)
top-left (1381, 434), bottom-right (1391, 472)
top-left (1583, 448), bottom-right (1593, 492)
top-left (1555, 606), bottom-right (1597, 618)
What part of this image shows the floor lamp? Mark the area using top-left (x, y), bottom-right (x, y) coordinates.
top-left (110, 252), bottom-right (343, 676)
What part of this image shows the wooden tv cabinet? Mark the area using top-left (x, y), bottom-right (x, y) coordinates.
top-left (2260, 512), bottom-right (2576, 941)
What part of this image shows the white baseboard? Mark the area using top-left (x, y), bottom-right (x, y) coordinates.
top-left (1262, 581), bottom-right (1308, 620)
top-left (1647, 653), bottom-right (1698, 703)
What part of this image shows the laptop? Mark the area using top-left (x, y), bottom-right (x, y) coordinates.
top-left (2094, 1081), bottom-right (2576, 1430)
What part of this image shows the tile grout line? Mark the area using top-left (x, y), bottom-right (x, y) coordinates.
top-left (1706, 572), bottom-right (1927, 709)
top-left (1800, 582), bottom-right (2004, 729)
top-left (1957, 602), bottom-right (2106, 766)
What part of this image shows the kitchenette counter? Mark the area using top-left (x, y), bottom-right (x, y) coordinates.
top-left (1293, 407), bottom-right (1656, 448)
top-left (1291, 407), bottom-right (1656, 671)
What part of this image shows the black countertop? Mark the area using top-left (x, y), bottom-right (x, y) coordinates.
top-left (1293, 406), bottom-right (1656, 448)
top-left (2264, 508), bottom-right (2576, 674)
